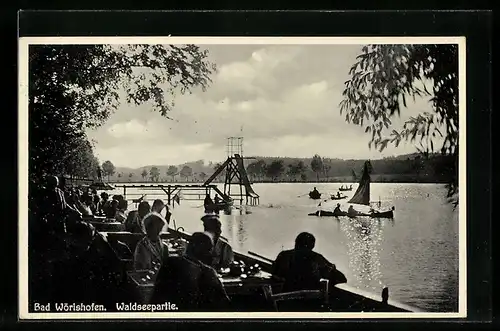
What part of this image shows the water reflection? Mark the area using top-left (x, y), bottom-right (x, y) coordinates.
top-left (339, 217), bottom-right (386, 293)
top-left (237, 216), bottom-right (247, 250)
top-left (224, 215), bottom-right (234, 241)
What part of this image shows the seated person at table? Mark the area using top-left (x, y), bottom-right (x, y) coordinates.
top-left (133, 212), bottom-right (168, 271)
top-left (115, 199), bottom-right (128, 223)
top-left (104, 199), bottom-right (119, 218)
top-left (201, 214), bottom-right (234, 269)
top-left (90, 191), bottom-right (100, 214)
top-left (125, 201), bottom-right (150, 233)
top-left (68, 190), bottom-right (92, 217)
top-left (271, 232), bottom-right (347, 292)
top-left (150, 232), bottom-right (230, 311)
top-left (151, 199), bottom-right (165, 214)
top-left (151, 199), bottom-right (172, 228)
top-left (98, 192), bottom-right (110, 215)
top-left (81, 193), bottom-right (95, 216)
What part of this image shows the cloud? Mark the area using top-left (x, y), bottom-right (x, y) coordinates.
top-left (107, 119), bottom-right (150, 139)
top-left (87, 44), bottom-right (436, 168)
top-left (207, 45), bottom-right (303, 101)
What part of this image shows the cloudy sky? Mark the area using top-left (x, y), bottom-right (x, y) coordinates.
top-left (87, 44), bottom-right (434, 168)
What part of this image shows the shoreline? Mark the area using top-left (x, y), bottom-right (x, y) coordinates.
top-left (104, 180), bottom-right (450, 185)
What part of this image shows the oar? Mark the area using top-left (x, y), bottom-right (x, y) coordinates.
top-left (297, 193), bottom-right (309, 197)
top-left (248, 251), bottom-right (274, 264)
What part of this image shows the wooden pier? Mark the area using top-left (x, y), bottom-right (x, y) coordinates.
top-left (113, 184), bottom-right (228, 206)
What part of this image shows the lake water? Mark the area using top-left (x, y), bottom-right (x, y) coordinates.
top-left (108, 182), bottom-right (459, 312)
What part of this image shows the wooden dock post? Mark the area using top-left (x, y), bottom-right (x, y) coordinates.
top-left (382, 287), bottom-right (389, 305)
top-left (166, 185), bottom-right (171, 205)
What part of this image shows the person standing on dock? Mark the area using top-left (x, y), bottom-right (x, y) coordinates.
top-left (204, 194), bottom-right (214, 213)
top-left (201, 214), bottom-right (234, 270)
top-left (271, 232), bottom-right (347, 292)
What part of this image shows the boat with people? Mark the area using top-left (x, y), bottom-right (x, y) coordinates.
top-left (309, 161), bottom-right (395, 219)
top-left (308, 210), bottom-right (348, 217)
top-left (309, 187), bottom-right (321, 200)
top-left (206, 200), bottom-right (234, 212)
top-left (204, 194), bottom-right (234, 213)
top-left (330, 194), bottom-right (348, 200)
top-left (338, 185), bottom-right (353, 192)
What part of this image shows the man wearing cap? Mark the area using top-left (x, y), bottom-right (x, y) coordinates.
top-left (201, 214), bottom-right (234, 270)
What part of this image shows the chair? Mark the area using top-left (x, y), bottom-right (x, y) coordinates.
top-left (262, 279), bottom-right (330, 312)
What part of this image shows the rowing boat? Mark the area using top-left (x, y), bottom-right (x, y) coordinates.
top-left (205, 199), bottom-right (234, 212)
top-left (309, 191), bottom-right (321, 200)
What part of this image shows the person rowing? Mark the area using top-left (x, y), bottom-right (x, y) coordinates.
top-left (347, 205), bottom-right (359, 217)
top-left (310, 187), bottom-right (321, 198)
top-left (334, 203), bottom-right (342, 214)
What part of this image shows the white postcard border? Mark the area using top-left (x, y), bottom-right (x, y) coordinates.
top-left (18, 36), bottom-right (467, 320)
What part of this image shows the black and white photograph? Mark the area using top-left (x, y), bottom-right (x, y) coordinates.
top-left (19, 37), bottom-right (466, 319)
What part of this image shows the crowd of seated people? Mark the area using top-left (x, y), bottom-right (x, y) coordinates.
top-left (30, 175), bottom-right (137, 309)
top-left (151, 232), bottom-right (231, 311)
top-left (129, 212), bottom-right (234, 311)
top-left (31, 175), bottom-right (347, 312)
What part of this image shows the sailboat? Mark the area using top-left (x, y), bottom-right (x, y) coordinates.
top-left (308, 161), bottom-right (395, 218)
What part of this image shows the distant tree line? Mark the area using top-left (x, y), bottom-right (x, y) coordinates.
top-left (104, 152), bottom-right (455, 184)
top-left (243, 153), bottom-right (454, 183)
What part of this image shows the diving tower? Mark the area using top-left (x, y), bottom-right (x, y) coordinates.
top-left (203, 137), bottom-right (260, 205)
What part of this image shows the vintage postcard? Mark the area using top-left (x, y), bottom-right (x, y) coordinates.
top-left (18, 36), bottom-right (466, 319)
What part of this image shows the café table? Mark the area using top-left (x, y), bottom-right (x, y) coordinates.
top-left (83, 215), bottom-right (126, 232)
top-left (127, 269), bottom-right (281, 304)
